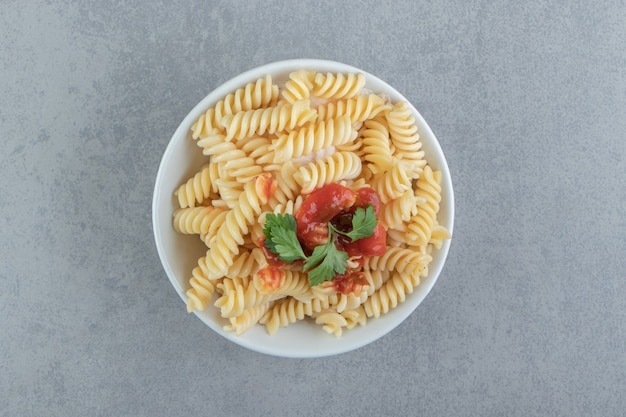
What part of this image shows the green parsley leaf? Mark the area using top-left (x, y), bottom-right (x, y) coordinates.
top-left (262, 204), bottom-right (378, 287)
top-left (302, 240), bottom-right (327, 272)
top-left (306, 240), bottom-right (349, 286)
top-left (330, 204), bottom-right (377, 242)
top-left (263, 213), bottom-right (307, 262)
top-left (346, 205), bottom-right (377, 241)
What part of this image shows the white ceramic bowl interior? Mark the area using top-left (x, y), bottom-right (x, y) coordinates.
top-left (153, 59), bottom-right (454, 358)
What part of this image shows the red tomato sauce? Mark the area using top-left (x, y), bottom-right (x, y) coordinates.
top-left (331, 271), bottom-right (368, 296)
top-left (294, 183), bottom-right (387, 294)
top-left (257, 239), bottom-right (283, 266)
top-left (295, 183), bottom-right (356, 250)
top-left (255, 266), bottom-right (286, 291)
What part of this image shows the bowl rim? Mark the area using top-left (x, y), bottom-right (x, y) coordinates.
top-left (152, 58), bottom-right (454, 358)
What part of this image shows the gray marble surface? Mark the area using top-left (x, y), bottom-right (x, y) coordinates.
top-left (1, 1), bottom-right (625, 416)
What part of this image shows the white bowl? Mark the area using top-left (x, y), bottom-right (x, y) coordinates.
top-left (152, 59), bottom-right (454, 358)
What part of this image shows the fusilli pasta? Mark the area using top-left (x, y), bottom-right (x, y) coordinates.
top-left (294, 151), bottom-right (362, 194)
top-left (270, 115), bottom-right (355, 163)
top-left (175, 164), bottom-right (214, 208)
top-left (191, 74), bottom-right (279, 138)
top-left (311, 72), bottom-right (366, 100)
top-left (173, 70), bottom-right (450, 336)
top-left (221, 99), bottom-right (317, 141)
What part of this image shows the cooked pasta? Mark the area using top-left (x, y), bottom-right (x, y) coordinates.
top-left (317, 94), bottom-right (390, 123)
top-left (311, 283), bottom-right (369, 313)
top-left (363, 269), bottom-right (390, 296)
top-left (314, 310), bottom-right (349, 336)
top-left (224, 302), bottom-right (274, 336)
top-left (363, 271), bottom-right (420, 319)
top-left (185, 254), bottom-right (221, 312)
top-left (253, 269), bottom-right (313, 301)
top-left (385, 101), bottom-right (427, 174)
top-left (259, 296), bottom-right (331, 335)
top-left (213, 146), bottom-right (264, 183)
top-left (365, 246), bottom-right (433, 279)
top-left (404, 165), bottom-right (442, 246)
top-left (311, 72), bottom-right (366, 100)
top-left (361, 116), bottom-right (394, 175)
top-left (185, 176), bottom-right (271, 311)
top-left (270, 115), bottom-right (355, 163)
top-left (215, 276), bottom-right (278, 318)
top-left (280, 69), bottom-right (316, 104)
top-left (191, 74), bottom-right (279, 138)
top-left (294, 151), bottom-right (362, 194)
top-left (224, 248), bottom-right (265, 279)
top-left (175, 164), bottom-right (214, 208)
top-left (429, 222), bottom-right (452, 250)
top-left (378, 190), bottom-right (420, 229)
top-left (369, 158), bottom-right (413, 203)
top-left (221, 99), bottom-right (317, 141)
top-left (173, 70), bottom-right (450, 336)
top-left (173, 206), bottom-right (224, 236)
top-left (314, 306), bottom-right (368, 336)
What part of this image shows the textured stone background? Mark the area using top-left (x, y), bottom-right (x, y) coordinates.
top-left (1, 1), bottom-right (624, 416)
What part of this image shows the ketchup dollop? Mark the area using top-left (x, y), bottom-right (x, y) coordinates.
top-left (295, 183), bottom-right (356, 250)
top-left (294, 183), bottom-right (387, 294)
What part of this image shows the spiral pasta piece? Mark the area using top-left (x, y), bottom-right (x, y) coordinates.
top-left (238, 136), bottom-right (279, 171)
top-left (311, 72), bottom-right (366, 99)
top-left (259, 296), bottom-right (331, 335)
top-left (335, 291), bottom-right (368, 313)
top-left (317, 94), bottom-right (390, 123)
top-left (271, 115), bottom-right (355, 163)
top-left (175, 164), bottom-right (213, 208)
top-left (216, 74), bottom-right (280, 122)
top-left (190, 74), bottom-right (279, 138)
top-left (185, 261), bottom-right (219, 313)
top-left (196, 132), bottom-right (231, 156)
top-left (369, 158), bottom-right (412, 203)
top-left (405, 166), bottom-right (442, 246)
top-left (196, 138), bottom-right (246, 208)
top-left (314, 310), bottom-right (349, 336)
top-left (262, 176), bottom-right (299, 216)
top-left (272, 197), bottom-right (302, 219)
top-left (359, 118), bottom-right (394, 176)
top-left (225, 157), bottom-right (264, 183)
top-left (363, 271), bottom-right (420, 318)
top-left (210, 178), bottom-right (243, 209)
top-left (221, 100), bottom-right (317, 141)
top-left (215, 276), bottom-right (278, 318)
top-left (173, 206), bottom-right (226, 239)
top-left (378, 190), bottom-right (420, 229)
top-left (275, 161), bottom-right (300, 196)
top-left (223, 248), bottom-right (264, 279)
top-left (238, 136), bottom-right (272, 155)
top-left (191, 109), bottom-right (221, 139)
top-left (224, 302), bottom-right (274, 336)
top-left (310, 282), bottom-right (369, 312)
top-left (280, 69), bottom-right (316, 104)
top-left (336, 134), bottom-right (363, 155)
top-left (365, 246), bottom-right (433, 278)
top-left (253, 269), bottom-right (313, 301)
top-left (212, 145), bottom-right (264, 183)
top-left (385, 101), bottom-right (427, 174)
top-left (363, 269), bottom-right (390, 296)
top-left (429, 222), bottom-right (452, 250)
top-left (197, 175), bottom-right (271, 284)
top-left (385, 228), bottom-right (408, 248)
top-left (342, 306), bottom-right (367, 329)
top-left (295, 151), bottom-right (362, 194)
top-left (313, 306), bottom-right (368, 335)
